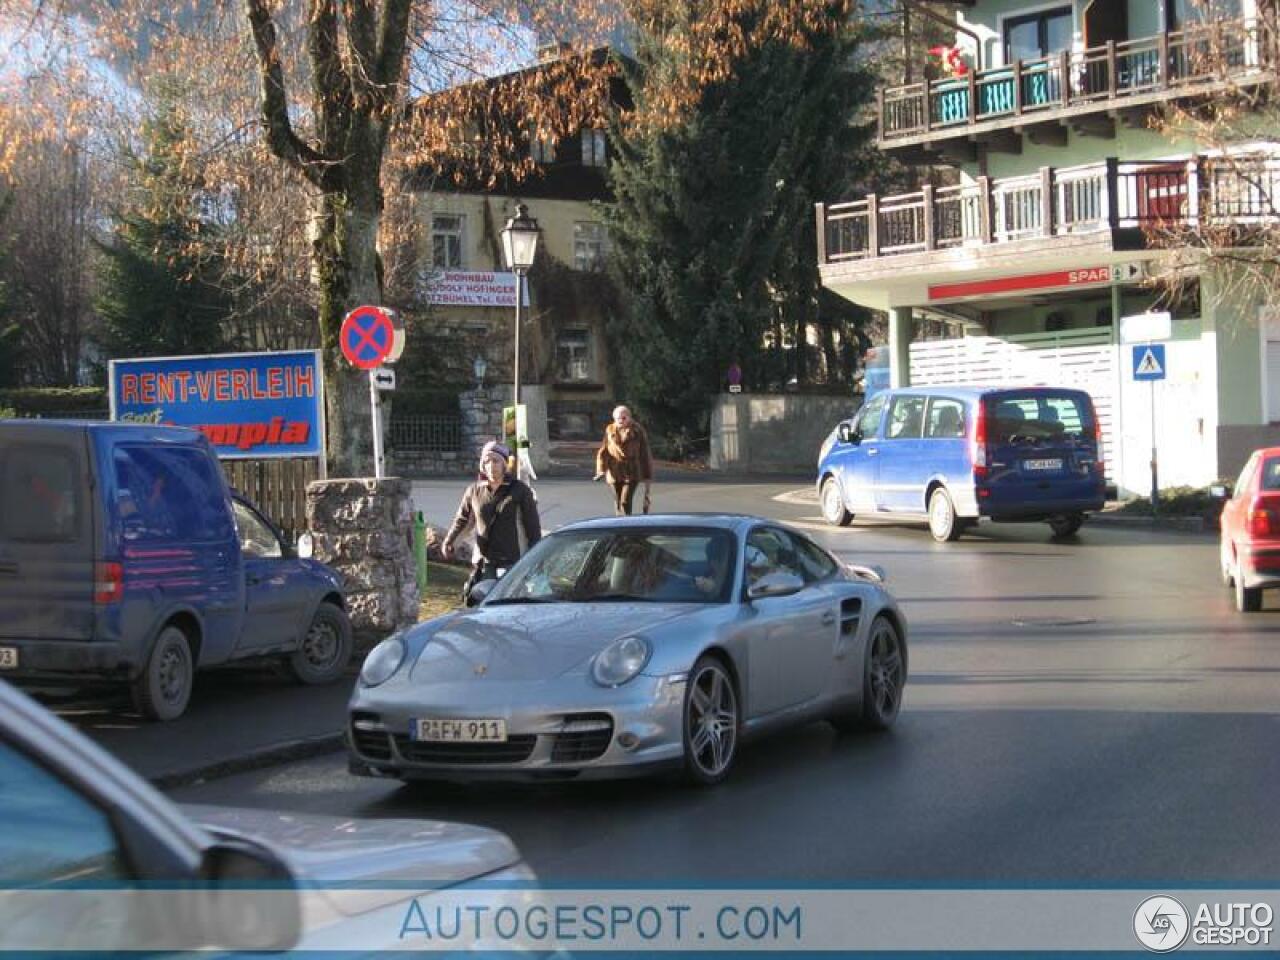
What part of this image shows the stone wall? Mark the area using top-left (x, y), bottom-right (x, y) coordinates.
top-left (459, 385), bottom-right (511, 463)
top-left (710, 393), bottom-right (856, 475)
top-left (306, 478), bottom-right (419, 638)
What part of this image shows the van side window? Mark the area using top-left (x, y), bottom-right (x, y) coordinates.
top-left (855, 394), bottom-right (887, 440)
top-left (114, 447), bottom-right (233, 543)
top-left (0, 446), bottom-right (81, 543)
top-left (886, 396), bottom-right (926, 439)
top-left (925, 398), bottom-right (966, 439)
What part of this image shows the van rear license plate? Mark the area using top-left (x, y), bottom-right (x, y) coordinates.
top-left (0, 647), bottom-right (17, 670)
top-left (1024, 458), bottom-right (1063, 471)
top-left (412, 718), bottom-right (507, 743)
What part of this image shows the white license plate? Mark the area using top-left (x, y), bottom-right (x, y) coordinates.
top-left (412, 718), bottom-right (507, 743)
top-left (1024, 458), bottom-right (1063, 471)
top-left (0, 647), bottom-right (17, 670)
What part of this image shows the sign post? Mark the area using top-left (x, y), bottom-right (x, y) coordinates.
top-left (1131, 341), bottom-right (1167, 516)
top-left (340, 305), bottom-right (403, 479)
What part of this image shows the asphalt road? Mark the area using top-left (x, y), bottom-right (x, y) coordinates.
top-left (167, 478), bottom-right (1280, 885)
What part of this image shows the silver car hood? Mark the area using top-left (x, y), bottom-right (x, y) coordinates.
top-left (181, 804), bottom-right (520, 916)
top-left (411, 602), bottom-right (703, 683)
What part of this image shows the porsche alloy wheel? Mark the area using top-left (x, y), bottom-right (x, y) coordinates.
top-left (683, 656), bottom-right (739, 786)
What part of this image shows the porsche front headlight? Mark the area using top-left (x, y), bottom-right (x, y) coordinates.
top-left (591, 636), bottom-right (651, 687)
top-left (360, 635), bottom-right (406, 687)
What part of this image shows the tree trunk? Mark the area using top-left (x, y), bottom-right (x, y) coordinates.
top-left (314, 188), bottom-right (383, 476)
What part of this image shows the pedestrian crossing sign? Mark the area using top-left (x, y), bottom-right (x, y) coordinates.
top-left (1132, 343), bottom-right (1166, 381)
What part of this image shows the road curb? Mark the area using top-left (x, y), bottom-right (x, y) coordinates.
top-left (1089, 513), bottom-right (1213, 534)
top-left (150, 731), bottom-right (345, 791)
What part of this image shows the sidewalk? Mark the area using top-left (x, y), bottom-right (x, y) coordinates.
top-left (50, 667), bottom-right (350, 789)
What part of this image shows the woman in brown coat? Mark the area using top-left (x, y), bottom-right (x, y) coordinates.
top-left (594, 405), bottom-right (654, 515)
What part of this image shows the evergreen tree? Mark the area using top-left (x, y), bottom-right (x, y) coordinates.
top-left (605, 1), bottom-right (878, 449)
top-left (97, 80), bottom-right (232, 359)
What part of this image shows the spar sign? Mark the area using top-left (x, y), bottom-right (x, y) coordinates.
top-left (109, 350), bottom-right (325, 460)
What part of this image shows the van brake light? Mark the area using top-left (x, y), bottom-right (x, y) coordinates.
top-left (94, 562), bottom-right (123, 604)
top-left (971, 401), bottom-right (989, 479)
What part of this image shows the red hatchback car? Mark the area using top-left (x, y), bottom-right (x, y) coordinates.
top-left (1219, 447), bottom-right (1280, 612)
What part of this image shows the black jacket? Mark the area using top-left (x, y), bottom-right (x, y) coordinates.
top-left (444, 477), bottom-right (541, 567)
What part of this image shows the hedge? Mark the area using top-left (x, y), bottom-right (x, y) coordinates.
top-left (0, 387), bottom-right (108, 416)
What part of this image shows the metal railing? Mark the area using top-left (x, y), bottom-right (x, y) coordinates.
top-left (816, 156), bottom-right (1280, 265)
top-left (878, 17), bottom-right (1269, 140)
top-left (388, 413), bottom-right (462, 452)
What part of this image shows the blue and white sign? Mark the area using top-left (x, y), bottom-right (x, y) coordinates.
top-left (1132, 344), bottom-right (1166, 381)
top-left (109, 350), bottom-right (325, 460)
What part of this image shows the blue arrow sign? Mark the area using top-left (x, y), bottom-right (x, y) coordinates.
top-left (1132, 344), bottom-right (1166, 381)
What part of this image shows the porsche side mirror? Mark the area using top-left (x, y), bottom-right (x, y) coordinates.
top-left (747, 571), bottom-right (806, 601)
top-left (848, 563), bottom-right (887, 584)
top-left (469, 578), bottom-right (499, 605)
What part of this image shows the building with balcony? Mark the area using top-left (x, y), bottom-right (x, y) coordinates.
top-left (817, 0), bottom-right (1279, 495)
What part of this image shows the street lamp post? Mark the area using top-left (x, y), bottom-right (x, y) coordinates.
top-left (500, 203), bottom-right (541, 408)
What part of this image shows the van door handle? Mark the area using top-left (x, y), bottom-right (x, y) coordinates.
top-left (865, 447), bottom-right (879, 457)
top-left (820, 611), bottom-right (836, 626)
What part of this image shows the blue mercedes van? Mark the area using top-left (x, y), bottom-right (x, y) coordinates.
top-left (817, 386), bottom-right (1106, 541)
top-left (0, 421), bottom-right (349, 719)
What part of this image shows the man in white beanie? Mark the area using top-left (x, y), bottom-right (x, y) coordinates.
top-left (442, 440), bottom-right (542, 605)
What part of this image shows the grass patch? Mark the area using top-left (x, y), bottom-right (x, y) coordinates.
top-left (418, 561), bottom-right (468, 622)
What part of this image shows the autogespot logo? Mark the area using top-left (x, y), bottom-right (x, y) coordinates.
top-left (1134, 896), bottom-right (1190, 952)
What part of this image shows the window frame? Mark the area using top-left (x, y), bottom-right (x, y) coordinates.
top-left (430, 213), bottom-right (465, 270)
top-left (530, 129), bottom-right (556, 164)
top-left (885, 394), bottom-right (927, 441)
top-left (581, 128), bottom-right (607, 167)
top-left (573, 221), bottom-right (608, 272)
top-left (555, 327), bottom-right (593, 383)
top-left (1002, 5), bottom-right (1073, 63)
top-left (0, 442), bottom-right (83, 544)
top-left (855, 393), bottom-right (888, 441)
top-left (924, 396), bottom-right (967, 440)
top-left (232, 498), bottom-right (284, 560)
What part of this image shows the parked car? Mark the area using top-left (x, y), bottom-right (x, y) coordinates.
top-left (0, 678), bottom-right (539, 953)
top-left (349, 514), bottom-right (907, 787)
top-left (0, 420), bottom-right (350, 720)
top-left (817, 386), bottom-right (1107, 542)
top-left (1217, 446), bottom-right (1280, 612)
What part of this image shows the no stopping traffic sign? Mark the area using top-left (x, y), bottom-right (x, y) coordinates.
top-left (340, 306), bottom-right (395, 370)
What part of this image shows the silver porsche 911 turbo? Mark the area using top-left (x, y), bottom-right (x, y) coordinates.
top-left (347, 514), bottom-right (907, 786)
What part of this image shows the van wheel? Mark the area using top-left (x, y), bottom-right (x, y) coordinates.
top-left (1048, 513), bottom-right (1084, 538)
top-left (132, 625), bottom-right (194, 721)
top-left (928, 488), bottom-right (962, 542)
top-left (820, 477), bottom-right (852, 527)
top-left (286, 603), bottom-right (353, 684)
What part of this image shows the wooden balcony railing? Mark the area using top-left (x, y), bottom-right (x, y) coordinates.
top-left (816, 156), bottom-right (1280, 265)
top-left (879, 17), bottom-right (1269, 142)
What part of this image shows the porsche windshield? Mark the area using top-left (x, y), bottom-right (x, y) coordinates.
top-left (488, 528), bottom-right (737, 604)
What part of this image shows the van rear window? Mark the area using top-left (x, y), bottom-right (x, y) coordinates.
top-left (988, 394), bottom-right (1092, 444)
top-left (0, 446), bottom-right (82, 542)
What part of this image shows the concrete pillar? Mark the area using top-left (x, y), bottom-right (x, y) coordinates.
top-left (306, 478), bottom-right (418, 638)
top-left (889, 307), bottom-right (913, 388)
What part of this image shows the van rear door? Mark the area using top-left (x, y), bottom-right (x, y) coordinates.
top-left (0, 424), bottom-right (96, 643)
top-left (983, 389), bottom-right (1103, 509)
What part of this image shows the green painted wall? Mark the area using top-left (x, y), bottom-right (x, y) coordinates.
top-left (976, 126), bottom-right (1201, 181)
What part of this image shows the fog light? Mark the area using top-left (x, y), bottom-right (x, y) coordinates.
top-left (617, 731), bottom-right (639, 750)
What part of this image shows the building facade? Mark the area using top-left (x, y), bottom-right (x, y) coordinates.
top-left (817, 0), bottom-right (1279, 494)
top-left (410, 49), bottom-right (628, 442)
